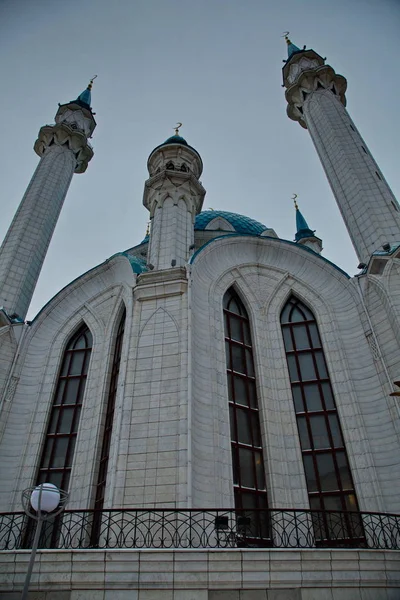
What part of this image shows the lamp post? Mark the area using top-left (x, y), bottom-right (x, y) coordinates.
top-left (21, 483), bottom-right (68, 600)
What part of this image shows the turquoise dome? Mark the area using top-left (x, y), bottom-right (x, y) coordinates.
top-left (195, 210), bottom-right (267, 235)
top-left (140, 210), bottom-right (268, 244)
top-left (162, 134), bottom-right (188, 147)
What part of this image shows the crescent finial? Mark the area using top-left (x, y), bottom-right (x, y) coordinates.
top-left (292, 193), bottom-right (299, 209)
top-left (174, 122), bottom-right (183, 135)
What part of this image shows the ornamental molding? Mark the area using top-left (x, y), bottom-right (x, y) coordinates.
top-left (34, 122), bottom-right (94, 173)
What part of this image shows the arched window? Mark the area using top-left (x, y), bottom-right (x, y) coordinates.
top-left (36, 325), bottom-right (93, 491)
top-left (166, 161), bottom-right (174, 170)
top-left (180, 163), bottom-right (188, 172)
top-left (94, 308), bottom-right (126, 511)
top-left (280, 297), bottom-right (360, 518)
top-left (223, 289), bottom-right (268, 513)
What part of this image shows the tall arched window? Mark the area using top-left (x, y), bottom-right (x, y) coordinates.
top-left (223, 289), bottom-right (268, 512)
top-left (36, 325), bottom-right (92, 491)
top-left (280, 296), bottom-right (360, 517)
top-left (94, 308), bottom-right (126, 512)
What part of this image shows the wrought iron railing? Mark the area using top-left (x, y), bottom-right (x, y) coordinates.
top-left (0, 508), bottom-right (399, 551)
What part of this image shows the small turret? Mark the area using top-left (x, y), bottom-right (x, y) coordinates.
top-left (143, 124), bottom-right (206, 271)
top-left (293, 196), bottom-right (322, 254)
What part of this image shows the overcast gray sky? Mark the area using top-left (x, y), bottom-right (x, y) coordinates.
top-left (1, 0), bottom-right (399, 318)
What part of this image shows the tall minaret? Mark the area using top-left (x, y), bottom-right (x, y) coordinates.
top-left (282, 35), bottom-right (400, 264)
top-left (143, 126), bottom-right (206, 270)
top-left (0, 80), bottom-right (96, 319)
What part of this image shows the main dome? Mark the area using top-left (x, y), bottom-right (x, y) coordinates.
top-left (195, 210), bottom-right (268, 235)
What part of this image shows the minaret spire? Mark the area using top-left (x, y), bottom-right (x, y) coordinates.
top-left (0, 81), bottom-right (96, 319)
top-left (283, 32), bottom-right (302, 59)
top-left (293, 195), bottom-right (322, 254)
top-left (282, 37), bottom-right (400, 263)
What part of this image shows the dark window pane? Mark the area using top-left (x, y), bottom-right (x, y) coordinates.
top-left (60, 355), bottom-right (71, 376)
top-left (293, 325), bottom-right (310, 350)
top-left (282, 327), bottom-right (293, 351)
top-left (59, 407), bottom-right (78, 434)
top-left (287, 355), bottom-right (299, 381)
top-left (231, 344), bottom-right (245, 373)
top-left (336, 452), bottom-right (352, 489)
top-left (255, 452), bottom-right (266, 489)
top-left (323, 496), bottom-right (343, 511)
top-left (41, 439), bottom-right (54, 468)
top-left (345, 494), bottom-right (358, 512)
top-left (281, 303), bottom-right (292, 323)
top-left (297, 416), bottom-right (311, 450)
top-left (292, 385), bottom-right (304, 412)
top-left (54, 380), bottom-right (66, 405)
top-left (321, 383), bottom-right (334, 409)
top-left (303, 455), bottom-right (318, 492)
top-left (239, 448), bottom-right (255, 488)
top-left (308, 323), bottom-right (321, 348)
top-left (69, 351), bottom-right (85, 375)
top-left (316, 454), bottom-right (339, 491)
top-left (303, 383), bottom-right (323, 412)
top-left (248, 381), bottom-right (257, 408)
top-left (225, 341), bottom-right (231, 369)
top-left (48, 409), bottom-right (60, 433)
top-left (227, 374), bottom-right (233, 401)
top-left (229, 316), bottom-right (242, 341)
top-left (328, 414), bottom-right (343, 447)
top-left (228, 297), bottom-right (241, 315)
top-left (290, 307), bottom-right (306, 322)
top-left (224, 312), bottom-right (229, 336)
top-left (46, 471), bottom-right (64, 489)
top-left (243, 322), bottom-right (251, 346)
top-left (232, 448), bottom-right (239, 484)
top-left (245, 349), bottom-right (254, 376)
top-left (66, 437), bottom-right (76, 466)
top-left (251, 413), bottom-right (261, 447)
top-left (298, 353), bottom-right (316, 380)
top-left (234, 376), bottom-right (248, 406)
top-left (236, 408), bottom-right (252, 445)
top-left (74, 335), bottom-right (86, 350)
top-left (82, 352), bottom-right (91, 376)
top-left (309, 415), bottom-right (330, 449)
top-left (240, 492), bottom-right (258, 509)
top-left (64, 378), bottom-right (81, 406)
top-left (315, 351), bottom-right (328, 379)
top-left (309, 496), bottom-right (321, 510)
top-left (229, 405), bottom-right (236, 440)
top-left (52, 437), bottom-right (69, 468)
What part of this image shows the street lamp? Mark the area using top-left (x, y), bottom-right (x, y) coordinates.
top-left (21, 483), bottom-right (68, 600)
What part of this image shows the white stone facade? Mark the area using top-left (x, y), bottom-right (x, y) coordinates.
top-left (1, 44), bottom-right (400, 598)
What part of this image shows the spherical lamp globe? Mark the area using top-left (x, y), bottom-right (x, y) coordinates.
top-left (30, 483), bottom-right (61, 513)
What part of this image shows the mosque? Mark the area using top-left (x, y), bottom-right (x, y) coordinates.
top-left (0, 36), bottom-right (400, 599)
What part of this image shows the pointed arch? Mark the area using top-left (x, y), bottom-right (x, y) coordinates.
top-left (36, 323), bottom-right (93, 491)
top-left (223, 287), bottom-right (269, 522)
top-left (280, 295), bottom-right (362, 539)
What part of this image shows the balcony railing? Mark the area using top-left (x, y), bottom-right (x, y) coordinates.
top-left (0, 508), bottom-right (399, 551)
